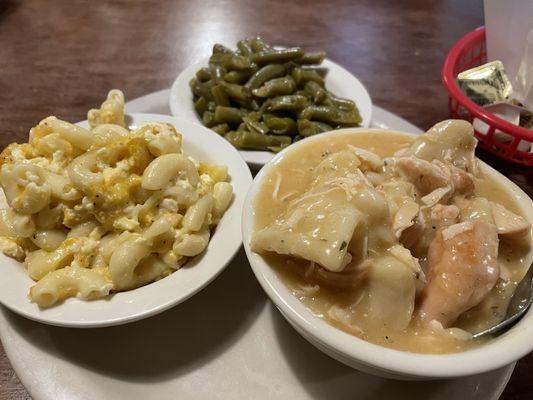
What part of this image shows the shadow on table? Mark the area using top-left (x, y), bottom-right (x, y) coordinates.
top-left (270, 305), bottom-right (512, 400)
top-left (4, 248), bottom-right (266, 383)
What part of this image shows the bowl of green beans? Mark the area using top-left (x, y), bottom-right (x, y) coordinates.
top-left (170, 38), bottom-right (372, 167)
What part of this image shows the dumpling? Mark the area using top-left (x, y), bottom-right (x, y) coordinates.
top-left (252, 186), bottom-right (363, 272)
top-left (252, 150), bottom-right (389, 272)
top-left (405, 119), bottom-right (477, 173)
top-left (364, 255), bottom-right (417, 330)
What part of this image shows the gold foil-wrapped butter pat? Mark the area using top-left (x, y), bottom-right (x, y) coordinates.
top-left (457, 60), bottom-right (513, 106)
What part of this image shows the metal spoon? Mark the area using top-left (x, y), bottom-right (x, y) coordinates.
top-left (472, 264), bottom-right (533, 339)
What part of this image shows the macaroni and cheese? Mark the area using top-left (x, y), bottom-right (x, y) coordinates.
top-left (0, 90), bottom-right (233, 307)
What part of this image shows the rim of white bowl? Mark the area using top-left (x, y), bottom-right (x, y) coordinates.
top-left (169, 57), bottom-right (373, 168)
top-left (242, 127), bottom-right (533, 379)
top-left (0, 113), bottom-right (252, 328)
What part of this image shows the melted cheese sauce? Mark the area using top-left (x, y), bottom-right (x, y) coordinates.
top-left (254, 131), bottom-right (532, 354)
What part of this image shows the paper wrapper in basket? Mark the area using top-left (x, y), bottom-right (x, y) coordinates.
top-left (515, 28), bottom-right (533, 110)
top-left (485, 0), bottom-right (533, 109)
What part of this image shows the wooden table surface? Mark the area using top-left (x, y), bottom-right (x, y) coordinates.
top-left (0, 0), bottom-right (531, 399)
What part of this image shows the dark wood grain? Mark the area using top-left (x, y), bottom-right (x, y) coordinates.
top-left (0, 0), bottom-right (531, 399)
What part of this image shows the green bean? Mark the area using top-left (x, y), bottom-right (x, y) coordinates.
top-left (209, 64), bottom-right (225, 81)
top-left (212, 123), bottom-right (230, 135)
top-left (252, 76), bottom-right (296, 97)
top-left (291, 67), bottom-right (325, 87)
top-left (212, 43), bottom-right (234, 54)
top-left (223, 64), bottom-right (258, 84)
top-left (250, 37), bottom-right (272, 53)
top-left (327, 92), bottom-right (357, 111)
top-left (313, 68), bottom-right (328, 77)
top-left (237, 40), bottom-right (253, 57)
top-left (189, 78), bottom-right (202, 98)
top-left (224, 71), bottom-right (249, 84)
top-left (268, 95), bottom-right (308, 111)
top-left (243, 115), bottom-right (269, 135)
top-left (207, 101), bottom-right (216, 112)
top-left (232, 98), bottom-right (255, 109)
top-left (209, 53), bottom-right (252, 70)
top-left (336, 108), bottom-right (361, 125)
top-left (189, 78), bottom-right (214, 101)
top-left (214, 106), bottom-right (243, 125)
top-left (298, 105), bottom-right (338, 123)
top-left (225, 130), bottom-right (291, 151)
top-left (202, 111), bottom-right (215, 127)
top-left (244, 64), bottom-right (287, 89)
top-left (265, 146), bottom-right (284, 153)
top-left (194, 96), bottom-right (208, 115)
top-left (304, 81), bottom-right (327, 103)
top-left (320, 98), bottom-right (334, 107)
top-left (294, 89), bottom-right (309, 98)
top-left (244, 111), bottom-right (261, 121)
top-left (211, 84), bottom-right (230, 106)
top-left (257, 99), bottom-right (272, 115)
top-left (196, 67), bottom-right (211, 82)
top-left (251, 48), bottom-right (304, 64)
top-left (263, 115), bottom-right (297, 135)
top-left (299, 105), bottom-right (361, 125)
top-left (297, 119), bottom-right (333, 137)
top-left (222, 82), bottom-right (252, 102)
top-left (250, 99), bottom-right (260, 111)
top-left (295, 51), bottom-right (326, 65)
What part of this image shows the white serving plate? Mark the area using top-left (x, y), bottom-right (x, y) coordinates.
top-left (242, 127), bottom-right (533, 380)
top-left (0, 113), bottom-right (252, 328)
top-left (0, 89), bottom-right (515, 400)
top-left (169, 58), bottom-right (373, 168)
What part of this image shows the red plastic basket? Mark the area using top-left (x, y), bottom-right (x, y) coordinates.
top-left (442, 26), bottom-right (533, 166)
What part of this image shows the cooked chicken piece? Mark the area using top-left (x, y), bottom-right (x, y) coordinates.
top-left (432, 160), bottom-right (475, 196)
top-left (419, 221), bottom-right (500, 327)
top-left (393, 202), bottom-right (420, 238)
top-left (396, 156), bottom-right (475, 201)
top-left (400, 203), bottom-right (461, 258)
top-left (430, 204), bottom-right (460, 221)
top-left (420, 187), bottom-right (452, 207)
top-left (490, 202), bottom-right (531, 242)
top-left (406, 119), bottom-right (477, 173)
top-left (450, 164), bottom-right (475, 195)
top-left (400, 211), bottom-right (426, 256)
top-left (395, 157), bottom-right (449, 195)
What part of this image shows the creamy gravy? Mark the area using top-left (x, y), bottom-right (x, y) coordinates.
top-left (253, 132), bottom-right (531, 354)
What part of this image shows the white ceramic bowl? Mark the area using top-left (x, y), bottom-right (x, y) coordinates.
top-left (169, 57), bottom-right (372, 168)
top-left (242, 128), bottom-right (533, 380)
top-left (0, 113), bottom-right (252, 328)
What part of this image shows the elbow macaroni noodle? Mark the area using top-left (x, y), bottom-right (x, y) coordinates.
top-left (0, 90), bottom-right (233, 307)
